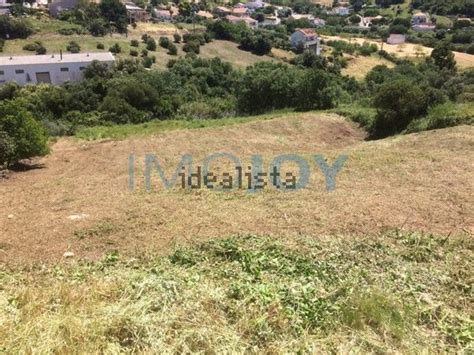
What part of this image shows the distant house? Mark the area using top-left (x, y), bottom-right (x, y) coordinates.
top-left (332, 6), bottom-right (350, 16)
top-left (125, 2), bottom-right (149, 22)
top-left (290, 28), bottom-right (321, 55)
top-left (261, 16), bottom-right (280, 27)
top-left (289, 14), bottom-right (315, 22)
top-left (245, 1), bottom-right (264, 10)
top-left (49, 0), bottom-right (79, 17)
top-left (0, 52), bottom-right (115, 86)
top-left (232, 6), bottom-right (250, 17)
top-left (358, 15), bottom-right (383, 28)
top-left (412, 12), bottom-right (435, 32)
top-left (412, 12), bottom-right (429, 25)
top-left (225, 15), bottom-right (258, 29)
top-left (313, 17), bottom-right (326, 27)
top-left (387, 34), bottom-right (406, 45)
top-left (154, 8), bottom-right (178, 22)
top-left (214, 6), bottom-right (232, 16)
top-left (196, 10), bottom-right (214, 20)
top-left (0, 0), bottom-right (11, 16)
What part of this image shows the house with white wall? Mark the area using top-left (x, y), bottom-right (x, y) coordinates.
top-left (290, 28), bottom-right (321, 55)
top-left (0, 52), bottom-right (115, 86)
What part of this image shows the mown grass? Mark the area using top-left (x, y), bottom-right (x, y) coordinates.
top-left (74, 112), bottom-right (286, 140)
top-left (0, 232), bottom-right (472, 353)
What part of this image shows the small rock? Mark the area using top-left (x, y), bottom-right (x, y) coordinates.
top-left (7, 214), bottom-right (14, 219)
top-left (63, 251), bottom-right (74, 258)
top-left (68, 213), bottom-right (89, 221)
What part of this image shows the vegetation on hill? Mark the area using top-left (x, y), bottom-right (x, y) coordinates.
top-left (412, 0), bottom-right (474, 17)
top-left (0, 232), bottom-right (472, 352)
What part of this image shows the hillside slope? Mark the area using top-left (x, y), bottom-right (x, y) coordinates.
top-left (0, 112), bottom-right (473, 264)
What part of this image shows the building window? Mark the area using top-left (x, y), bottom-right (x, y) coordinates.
top-left (79, 67), bottom-right (85, 71)
top-left (15, 69), bottom-right (24, 74)
top-left (60, 67), bottom-right (69, 72)
top-left (0, 71), bottom-right (4, 75)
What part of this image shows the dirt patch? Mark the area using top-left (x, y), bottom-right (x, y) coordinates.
top-left (0, 113), bottom-right (472, 265)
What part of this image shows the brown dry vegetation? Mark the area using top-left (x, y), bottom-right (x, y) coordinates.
top-left (321, 35), bottom-right (474, 70)
top-left (1, 112), bottom-right (473, 266)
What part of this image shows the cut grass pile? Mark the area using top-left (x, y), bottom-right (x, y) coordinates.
top-left (0, 232), bottom-right (472, 352)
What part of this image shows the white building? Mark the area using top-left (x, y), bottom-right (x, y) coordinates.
top-left (290, 28), bottom-right (321, 55)
top-left (0, 52), bottom-right (115, 86)
top-left (387, 34), bottom-right (406, 45)
top-left (332, 6), bottom-right (350, 16)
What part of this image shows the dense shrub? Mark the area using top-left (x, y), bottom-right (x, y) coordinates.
top-left (0, 16), bottom-right (34, 39)
top-left (406, 102), bottom-right (474, 133)
top-left (130, 39), bottom-right (139, 47)
top-left (371, 80), bottom-right (428, 137)
top-left (130, 49), bottom-right (138, 56)
top-left (109, 43), bottom-right (122, 54)
top-left (66, 41), bottom-right (81, 53)
top-left (146, 38), bottom-right (157, 51)
top-left (167, 43), bottom-right (177, 55)
top-left (183, 40), bottom-right (200, 54)
top-left (173, 33), bottom-right (181, 43)
top-left (89, 18), bottom-right (108, 36)
top-left (159, 36), bottom-right (171, 49)
top-left (96, 42), bottom-right (105, 49)
top-left (0, 101), bottom-right (49, 167)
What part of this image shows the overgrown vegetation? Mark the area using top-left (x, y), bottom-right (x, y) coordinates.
top-left (0, 232), bottom-right (472, 352)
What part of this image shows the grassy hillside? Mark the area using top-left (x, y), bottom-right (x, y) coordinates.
top-left (1, 20), bottom-right (280, 70)
top-left (0, 233), bottom-right (472, 352)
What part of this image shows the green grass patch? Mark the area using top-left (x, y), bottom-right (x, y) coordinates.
top-left (74, 113), bottom-right (283, 140)
top-left (406, 102), bottom-right (474, 133)
top-left (332, 103), bottom-right (377, 129)
top-left (0, 232), bottom-right (472, 352)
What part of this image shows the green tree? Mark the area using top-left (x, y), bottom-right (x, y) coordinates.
top-left (372, 80), bottom-right (428, 137)
top-left (0, 101), bottom-right (49, 167)
top-left (431, 42), bottom-right (456, 71)
top-left (99, 0), bottom-right (128, 33)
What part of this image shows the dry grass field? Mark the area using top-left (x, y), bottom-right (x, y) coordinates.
top-left (0, 112), bottom-right (473, 352)
top-left (1, 112), bottom-right (472, 265)
top-left (322, 35), bottom-right (474, 70)
top-left (342, 54), bottom-right (396, 79)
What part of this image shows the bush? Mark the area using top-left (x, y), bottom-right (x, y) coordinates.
top-left (176, 100), bottom-right (234, 120)
top-left (173, 33), bottom-right (181, 43)
top-left (146, 38), bottom-right (157, 51)
top-left (23, 42), bottom-right (39, 51)
top-left (167, 43), bottom-right (177, 55)
top-left (0, 16), bottom-right (34, 39)
top-left (109, 43), bottom-right (122, 54)
top-left (36, 45), bottom-right (47, 55)
top-left (89, 18), bottom-right (108, 37)
top-left (130, 39), bottom-right (139, 47)
top-left (406, 102), bottom-right (474, 133)
top-left (371, 80), bottom-right (428, 138)
top-left (66, 41), bottom-right (81, 53)
top-left (143, 56), bottom-right (154, 68)
top-left (22, 41), bottom-right (46, 55)
top-left (183, 40), bottom-right (200, 54)
top-left (0, 101), bottom-right (49, 167)
top-left (141, 49), bottom-right (148, 57)
top-left (130, 49), bottom-right (138, 56)
top-left (159, 36), bottom-right (171, 49)
top-left (97, 42), bottom-right (105, 49)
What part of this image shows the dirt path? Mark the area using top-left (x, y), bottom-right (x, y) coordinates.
top-left (1, 113), bottom-right (473, 265)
